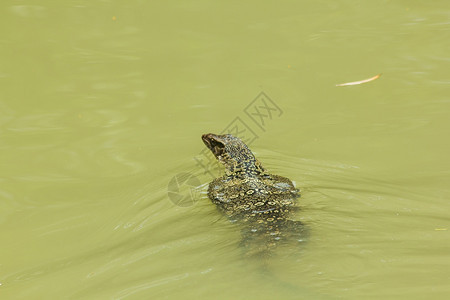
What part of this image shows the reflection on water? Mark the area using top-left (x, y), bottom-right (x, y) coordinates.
top-left (0, 1), bottom-right (449, 299)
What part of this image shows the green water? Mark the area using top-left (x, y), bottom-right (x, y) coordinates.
top-left (1, 1), bottom-right (449, 299)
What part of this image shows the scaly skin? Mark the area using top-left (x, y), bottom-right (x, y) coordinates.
top-left (202, 133), bottom-right (306, 256)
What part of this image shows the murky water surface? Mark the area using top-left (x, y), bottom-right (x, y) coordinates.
top-left (1, 1), bottom-right (449, 299)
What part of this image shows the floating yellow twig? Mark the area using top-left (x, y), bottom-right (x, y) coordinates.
top-left (336, 73), bottom-right (382, 87)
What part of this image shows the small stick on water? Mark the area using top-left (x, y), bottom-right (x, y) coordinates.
top-left (336, 73), bottom-right (382, 87)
